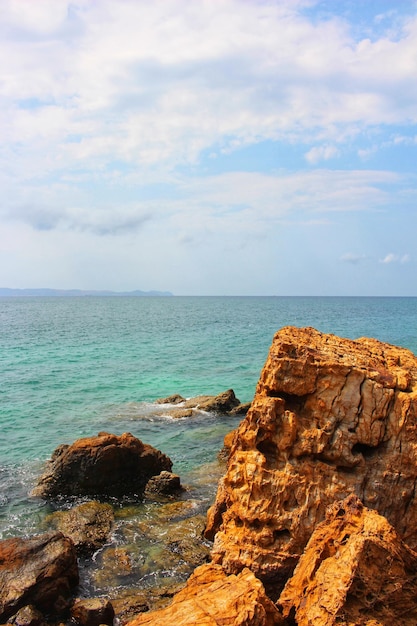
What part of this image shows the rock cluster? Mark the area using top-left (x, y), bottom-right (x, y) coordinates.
top-left (136, 326), bottom-right (417, 625)
top-left (5, 327), bottom-right (417, 625)
top-left (206, 326), bottom-right (417, 594)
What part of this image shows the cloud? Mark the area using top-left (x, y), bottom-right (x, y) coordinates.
top-left (0, 0), bottom-right (416, 182)
top-left (305, 145), bottom-right (340, 164)
top-left (379, 253), bottom-right (411, 264)
top-left (340, 252), bottom-right (368, 264)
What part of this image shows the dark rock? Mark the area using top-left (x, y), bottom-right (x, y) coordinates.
top-left (71, 597), bottom-right (114, 626)
top-left (145, 471), bottom-right (183, 496)
top-left (155, 390), bottom-right (241, 418)
top-left (229, 401), bottom-right (251, 416)
top-left (155, 394), bottom-right (186, 404)
top-left (32, 432), bottom-right (173, 499)
top-left (45, 500), bottom-right (114, 556)
top-left (186, 389), bottom-right (240, 413)
top-left (0, 532), bottom-right (78, 622)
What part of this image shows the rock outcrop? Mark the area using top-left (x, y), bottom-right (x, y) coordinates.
top-left (126, 563), bottom-right (285, 626)
top-left (32, 432), bottom-right (173, 499)
top-left (278, 494), bottom-right (417, 625)
top-left (0, 532), bottom-right (78, 622)
top-left (45, 500), bottom-right (114, 556)
top-left (205, 326), bottom-right (417, 593)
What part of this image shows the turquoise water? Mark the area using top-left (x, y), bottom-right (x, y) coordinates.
top-left (1, 295), bottom-right (417, 547)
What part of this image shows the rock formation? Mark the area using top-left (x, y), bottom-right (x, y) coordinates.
top-left (0, 532), bottom-right (78, 622)
top-left (32, 432), bottom-right (173, 499)
top-left (278, 494), bottom-right (417, 625)
top-left (126, 563), bottom-right (285, 626)
top-left (45, 500), bottom-right (114, 556)
top-left (205, 326), bottom-right (417, 593)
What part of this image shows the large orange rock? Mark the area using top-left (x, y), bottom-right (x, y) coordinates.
top-left (278, 494), bottom-right (417, 625)
top-left (206, 326), bottom-right (417, 593)
top-left (126, 563), bottom-right (285, 626)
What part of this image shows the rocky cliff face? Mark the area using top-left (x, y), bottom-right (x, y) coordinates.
top-left (205, 326), bottom-right (417, 594)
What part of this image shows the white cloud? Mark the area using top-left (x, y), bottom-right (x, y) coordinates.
top-left (305, 145), bottom-right (340, 164)
top-left (379, 253), bottom-right (411, 264)
top-left (0, 0), bottom-right (416, 181)
top-left (340, 253), bottom-right (368, 264)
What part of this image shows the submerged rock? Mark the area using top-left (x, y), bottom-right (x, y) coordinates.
top-left (45, 500), bottom-right (114, 556)
top-left (279, 494), bottom-right (417, 625)
top-left (206, 326), bottom-right (417, 592)
top-left (32, 431), bottom-right (173, 499)
top-left (126, 563), bottom-right (285, 625)
top-left (0, 532), bottom-right (78, 622)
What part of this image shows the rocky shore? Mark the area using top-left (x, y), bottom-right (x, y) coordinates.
top-left (3, 326), bottom-right (417, 625)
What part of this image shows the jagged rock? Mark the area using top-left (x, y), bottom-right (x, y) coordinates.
top-left (278, 495), bottom-right (417, 625)
top-left (126, 563), bottom-right (285, 625)
top-left (206, 326), bottom-right (417, 593)
top-left (32, 432), bottom-right (173, 499)
top-left (70, 597), bottom-right (114, 626)
top-left (0, 532), bottom-right (78, 622)
top-left (9, 605), bottom-right (45, 626)
top-left (144, 471), bottom-right (183, 496)
top-left (45, 500), bottom-right (114, 555)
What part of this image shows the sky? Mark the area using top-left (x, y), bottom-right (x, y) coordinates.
top-left (1, 0), bottom-right (416, 296)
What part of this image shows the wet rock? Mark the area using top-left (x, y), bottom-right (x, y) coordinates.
top-left (155, 389), bottom-right (241, 417)
top-left (111, 581), bottom-right (185, 623)
top-left (206, 326), bottom-right (417, 592)
top-left (144, 471), bottom-right (183, 496)
top-left (278, 494), bottom-right (417, 625)
top-left (9, 605), bottom-right (45, 626)
top-left (0, 532), bottom-right (78, 622)
top-left (45, 500), bottom-right (114, 556)
top-left (126, 563), bottom-right (285, 625)
top-left (32, 432), bottom-right (173, 499)
top-left (70, 597), bottom-right (114, 626)
top-left (155, 394), bottom-right (186, 404)
top-left (190, 389), bottom-right (240, 413)
top-left (229, 401), bottom-right (251, 416)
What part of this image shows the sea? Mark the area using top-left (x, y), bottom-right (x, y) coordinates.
top-left (1, 295), bottom-right (417, 598)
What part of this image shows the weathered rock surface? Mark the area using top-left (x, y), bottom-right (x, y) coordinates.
top-left (155, 389), bottom-right (242, 417)
top-left (206, 326), bottom-right (417, 592)
top-left (45, 500), bottom-right (114, 555)
top-left (70, 597), bottom-right (114, 626)
top-left (0, 532), bottom-right (78, 621)
top-left (279, 494), bottom-right (417, 625)
top-left (126, 563), bottom-right (285, 625)
top-left (9, 604), bottom-right (45, 626)
top-left (32, 431), bottom-right (173, 499)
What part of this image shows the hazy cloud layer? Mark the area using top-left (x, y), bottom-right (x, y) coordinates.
top-left (1, 0), bottom-right (416, 294)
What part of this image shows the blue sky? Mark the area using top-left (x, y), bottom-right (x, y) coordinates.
top-left (1, 0), bottom-right (416, 295)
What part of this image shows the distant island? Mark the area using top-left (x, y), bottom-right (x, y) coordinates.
top-left (0, 288), bottom-right (173, 297)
